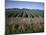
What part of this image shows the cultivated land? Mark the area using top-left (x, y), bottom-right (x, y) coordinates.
top-left (5, 8), bottom-right (44, 34)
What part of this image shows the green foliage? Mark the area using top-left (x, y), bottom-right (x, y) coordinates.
top-left (5, 8), bottom-right (44, 17)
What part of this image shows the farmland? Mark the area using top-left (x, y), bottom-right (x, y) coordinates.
top-left (5, 8), bottom-right (44, 17)
top-left (5, 8), bottom-right (44, 34)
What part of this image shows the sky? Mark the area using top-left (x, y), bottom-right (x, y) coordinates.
top-left (5, 0), bottom-right (44, 10)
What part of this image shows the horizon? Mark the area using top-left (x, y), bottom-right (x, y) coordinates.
top-left (5, 8), bottom-right (44, 10)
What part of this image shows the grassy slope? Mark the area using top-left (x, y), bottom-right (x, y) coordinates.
top-left (5, 8), bottom-right (44, 34)
top-left (6, 17), bottom-right (44, 34)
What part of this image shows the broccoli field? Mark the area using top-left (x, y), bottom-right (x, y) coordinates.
top-left (5, 8), bottom-right (44, 34)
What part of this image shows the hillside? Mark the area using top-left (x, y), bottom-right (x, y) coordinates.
top-left (5, 8), bottom-right (44, 34)
top-left (5, 8), bottom-right (44, 17)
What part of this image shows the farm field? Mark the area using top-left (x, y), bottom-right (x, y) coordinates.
top-left (5, 8), bottom-right (44, 34)
top-left (5, 8), bottom-right (44, 17)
